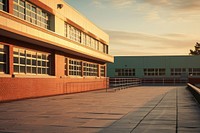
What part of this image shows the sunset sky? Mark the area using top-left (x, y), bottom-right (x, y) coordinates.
top-left (65, 0), bottom-right (200, 56)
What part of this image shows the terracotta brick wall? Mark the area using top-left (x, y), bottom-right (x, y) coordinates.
top-left (0, 77), bottom-right (108, 102)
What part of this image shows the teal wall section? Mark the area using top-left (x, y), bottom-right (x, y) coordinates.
top-left (107, 56), bottom-right (200, 78)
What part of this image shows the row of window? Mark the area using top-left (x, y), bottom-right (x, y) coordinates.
top-left (13, 0), bottom-right (50, 29)
top-left (0, 44), bottom-right (106, 77)
top-left (115, 68), bottom-right (200, 77)
top-left (144, 68), bottom-right (166, 76)
top-left (189, 68), bottom-right (200, 76)
top-left (115, 68), bottom-right (135, 77)
top-left (65, 23), bottom-right (108, 54)
top-left (67, 58), bottom-right (105, 77)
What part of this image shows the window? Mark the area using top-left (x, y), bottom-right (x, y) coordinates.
top-left (13, 47), bottom-right (50, 75)
top-left (189, 68), bottom-right (200, 76)
top-left (103, 44), bottom-right (108, 54)
top-left (13, 0), bottom-right (50, 30)
top-left (83, 62), bottom-right (98, 76)
top-left (68, 59), bottom-right (82, 76)
top-left (0, 44), bottom-right (7, 73)
top-left (26, 2), bottom-right (37, 24)
top-left (115, 68), bottom-right (135, 77)
top-left (144, 68), bottom-right (165, 76)
top-left (65, 23), bottom-right (81, 44)
top-left (13, 0), bottom-right (25, 19)
top-left (64, 22), bottom-right (108, 54)
top-left (99, 42), bottom-right (103, 53)
top-left (101, 66), bottom-right (105, 77)
top-left (65, 57), bottom-right (101, 77)
top-left (171, 68), bottom-right (186, 76)
top-left (0, 0), bottom-right (7, 11)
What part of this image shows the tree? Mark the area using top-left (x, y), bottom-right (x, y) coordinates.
top-left (189, 42), bottom-right (200, 55)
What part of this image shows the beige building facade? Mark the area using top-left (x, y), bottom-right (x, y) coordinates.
top-left (0, 0), bottom-right (113, 101)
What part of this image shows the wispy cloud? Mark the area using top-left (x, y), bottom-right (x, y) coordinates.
top-left (106, 30), bottom-right (198, 56)
top-left (141, 0), bottom-right (200, 12)
top-left (92, 0), bottom-right (135, 8)
top-left (92, 0), bottom-right (200, 21)
top-left (111, 0), bottom-right (134, 8)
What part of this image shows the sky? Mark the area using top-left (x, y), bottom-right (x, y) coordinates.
top-left (64, 0), bottom-right (200, 56)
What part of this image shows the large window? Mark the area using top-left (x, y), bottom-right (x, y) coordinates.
top-left (64, 22), bottom-right (108, 54)
top-left (171, 68), bottom-right (186, 76)
top-left (13, 0), bottom-right (50, 29)
top-left (115, 68), bottom-right (135, 77)
top-left (83, 62), bottom-right (98, 76)
top-left (189, 68), bottom-right (200, 76)
top-left (69, 59), bottom-right (82, 76)
top-left (66, 58), bottom-right (100, 77)
top-left (0, 44), bottom-right (7, 73)
top-left (144, 68), bottom-right (165, 76)
top-left (13, 47), bottom-right (50, 75)
top-left (0, 0), bottom-right (7, 11)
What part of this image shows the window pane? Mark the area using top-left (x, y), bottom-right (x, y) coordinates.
top-left (14, 57), bottom-right (19, 63)
top-left (20, 66), bottom-right (25, 73)
top-left (0, 54), bottom-right (4, 62)
top-left (0, 64), bottom-right (4, 72)
top-left (32, 67), bottom-right (36, 73)
top-left (38, 67), bottom-right (42, 74)
top-left (38, 60), bottom-right (41, 66)
top-left (20, 58), bottom-right (25, 64)
top-left (42, 68), bottom-right (46, 74)
top-left (14, 65), bottom-right (19, 72)
top-left (27, 59), bottom-right (31, 65)
top-left (32, 60), bottom-right (36, 66)
top-left (42, 61), bottom-right (46, 66)
top-left (27, 66), bottom-right (31, 73)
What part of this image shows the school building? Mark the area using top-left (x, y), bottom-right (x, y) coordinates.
top-left (0, 0), bottom-right (113, 101)
top-left (107, 56), bottom-right (200, 84)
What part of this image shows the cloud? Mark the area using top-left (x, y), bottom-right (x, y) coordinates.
top-left (92, 0), bottom-right (106, 8)
top-left (106, 30), bottom-right (198, 56)
top-left (111, 0), bottom-right (134, 8)
top-left (141, 0), bottom-right (200, 12)
top-left (92, 0), bottom-right (135, 9)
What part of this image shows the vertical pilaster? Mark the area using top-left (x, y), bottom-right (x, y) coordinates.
top-left (65, 57), bottom-right (69, 76)
top-left (8, 45), bottom-right (13, 75)
top-left (104, 64), bottom-right (107, 77)
top-left (8, 0), bottom-right (13, 14)
top-left (81, 61), bottom-right (84, 77)
top-left (98, 64), bottom-right (100, 77)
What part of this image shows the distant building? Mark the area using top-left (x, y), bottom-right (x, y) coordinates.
top-left (0, 0), bottom-right (113, 101)
top-left (107, 56), bottom-right (200, 84)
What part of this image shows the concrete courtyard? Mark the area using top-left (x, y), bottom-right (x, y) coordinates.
top-left (0, 86), bottom-right (200, 133)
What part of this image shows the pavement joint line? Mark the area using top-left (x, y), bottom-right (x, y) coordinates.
top-left (130, 91), bottom-right (169, 133)
top-left (176, 87), bottom-right (178, 133)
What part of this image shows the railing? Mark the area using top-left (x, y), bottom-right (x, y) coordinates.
top-left (142, 78), bottom-right (188, 86)
top-left (108, 78), bottom-right (141, 91)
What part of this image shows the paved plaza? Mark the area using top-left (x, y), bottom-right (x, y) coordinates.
top-left (0, 86), bottom-right (200, 133)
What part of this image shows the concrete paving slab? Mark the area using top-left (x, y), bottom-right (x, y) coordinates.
top-left (0, 86), bottom-right (200, 133)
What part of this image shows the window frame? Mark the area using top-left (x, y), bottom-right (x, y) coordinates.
top-left (13, 47), bottom-right (50, 75)
top-left (13, 0), bottom-right (50, 30)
